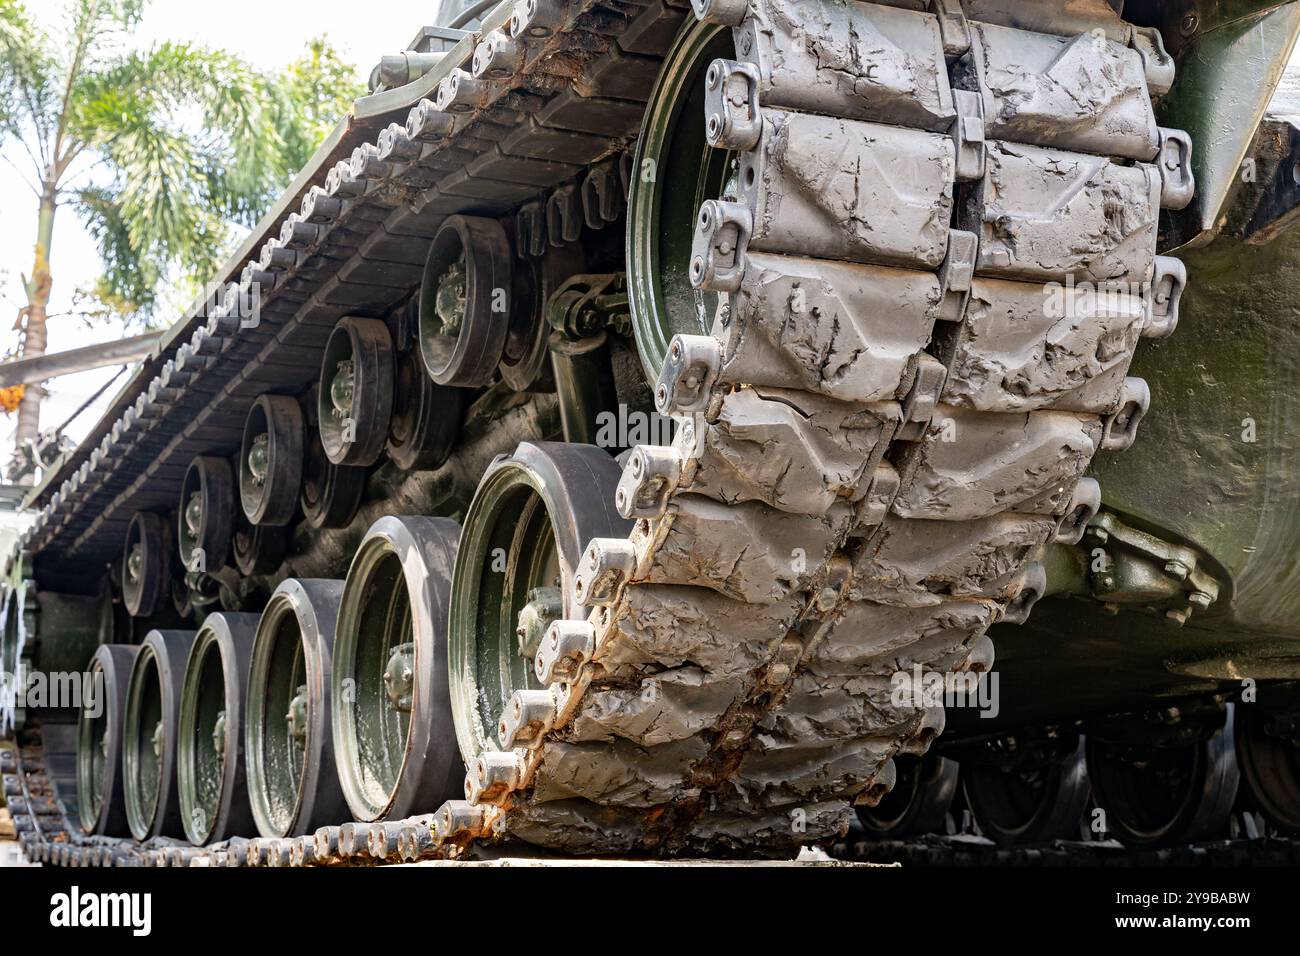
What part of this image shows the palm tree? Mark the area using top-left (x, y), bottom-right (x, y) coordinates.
top-left (0, 0), bottom-right (361, 480)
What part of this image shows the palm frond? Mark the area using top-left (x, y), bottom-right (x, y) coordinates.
top-left (8, 14), bottom-right (362, 328)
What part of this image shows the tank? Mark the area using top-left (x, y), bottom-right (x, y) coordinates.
top-left (4, 0), bottom-right (1300, 866)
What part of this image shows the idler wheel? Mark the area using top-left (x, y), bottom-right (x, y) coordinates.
top-left (177, 612), bottom-right (260, 845)
top-left (963, 737), bottom-right (1092, 846)
top-left (77, 644), bottom-right (141, 835)
top-left (857, 754), bottom-right (959, 838)
top-left (1087, 711), bottom-right (1240, 848)
top-left (177, 456), bottom-right (234, 574)
top-left (239, 394), bottom-right (304, 526)
top-left (331, 515), bottom-right (463, 821)
top-left (317, 317), bottom-right (395, 467)
top-left (122, 512), bottom-right (171, 618)
top-left (418, 215), bottom-right (513, 387)
top-left (386, 345), bottom-right (464, 471)
top-left (1235, 705), bottom-right (1300, 833)
top-left (246, 579), bottom-right (349, 838)
top-left (123, 629), bottom-right (198, 840)
top-left (448, 441), bottom-right (631, 762)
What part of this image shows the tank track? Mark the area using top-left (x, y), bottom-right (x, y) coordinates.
top-left (833, 834), bottom-right (1300, 867)
top-left (451, 0), bottom-right (1191, 854)
top-left (13, 721), bottom-right (1300, 868)
top-left (6, 0), bottom-right (1194, 859)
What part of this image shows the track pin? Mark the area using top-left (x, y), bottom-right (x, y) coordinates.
top-left (465, 751), bottom-right (527, 805)
top-left (498, 689), bottom-right (559, 748)
top-left (534, 619), bottom-right (596, 684)
top-left (434, 801), bottom-right (486, 845)
top-left (615, 446), bottom-right (683, 519)
top-left (573, 538), bottom-right (636, 607)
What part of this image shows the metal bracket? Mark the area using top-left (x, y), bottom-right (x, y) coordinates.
top-left (465, 751), bottom-right (525, 805)
top-left (704, 59), bottom-right (762, 151)
top-left (1100, 377), bottom-right (1150, 451)
top-left (691, 0), bottom-right (747, 27)
top-left (937, 229), bottom-right (977, 321)
top-left (544, 273), bottom-right (628, 338)
top-left (573, 538), bottom-right (637, 607)
top-left (1143, 256), bottom-right (1186, 340)
top-left (928, 0), bottom-right (971, 59)
top-left (435, 69), bottom-right (487, 113)
top-left (952, 90), bottom-right (984, 183)
top-left (656, 334), bottom-right (721, 416)
top-left (690, 199), bottom-right (752, 293)
top-left (1157, 128), bottom-right (1196, 211)
top-left (498, 689), bottom-right (558, 749)
top-left (1130, 26), bottom-right (1175, 98)
top-left (407, 97), bottom-right (454, 141)
top-left (1083, 511), bottom-right (1221, 625)
top-left (509, 0), bottom-right (571, 40)
top-left (896, 353), bottom-right (948, 440)
top-left (534, 620), bottom-right (596, 684)
top-left (473, 33), bottom-right (526, 80)
top-left (615, 445), bottom-right (684, 519)
top-left (1053, 477), bottom-right (1100, 546)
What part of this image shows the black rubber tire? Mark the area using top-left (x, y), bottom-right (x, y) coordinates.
top-left (122, 511), bottom-right (171, 618)
top-left (447, 441), bottom-right (632, 761)
top-left (418, 215), bottom-right (513, 387)
top-left (239, 394), bottom-right (304, 526)
top-left (331, 515), bottom-right (464, 822)
top-left (386, 346), bottom-right (464, 471)
top-left (177, 456), bottom-right (234, 574)
top-left (1087, 710), bottom-right (1240, 848)
top-left (317, 317), bottom-right (395, 467)
top-left (1234, 704), bottom-right (1300, 834)
top-left (77, 644), bottom-right (141, 836)
top-left (963, 738), bottom-right (1091, 847)
top-left (858, 754), bottom-right (959, 838)
top-left (246, 578), bottom-right (350, 838)
top-left (232, 504), bottom-right (289, 576)
top-left (123, 629), bottom-right (198, 841)
top-left (177, 612), bottom-right (260, 845)
top-left (300, 401), bottom-right (367, 530)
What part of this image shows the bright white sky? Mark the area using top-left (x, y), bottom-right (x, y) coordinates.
top-left (0, 0), bottom-right (445, 460)
top-left (2, 5), bottom-right (1300, 464)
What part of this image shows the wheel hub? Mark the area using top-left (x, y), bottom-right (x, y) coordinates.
top-left (382, 643), bottom-right (416, 713)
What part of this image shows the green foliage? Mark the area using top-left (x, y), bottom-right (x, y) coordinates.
top-left (0, 0), bottom-right (363, 327)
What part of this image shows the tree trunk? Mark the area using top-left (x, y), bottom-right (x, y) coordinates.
top-left (12, 186), bottom-right (57, 484)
